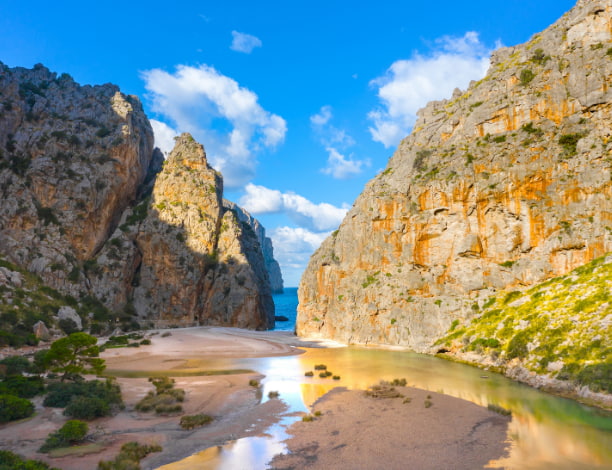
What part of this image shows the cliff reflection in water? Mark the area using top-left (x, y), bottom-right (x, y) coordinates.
top-left (162, 347), bottom-right (612, 469)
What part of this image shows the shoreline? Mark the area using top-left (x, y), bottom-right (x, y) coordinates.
top-left (0, 326), bottom-right (607, 469)
top-left (296, 333), bottom-right (612, 411)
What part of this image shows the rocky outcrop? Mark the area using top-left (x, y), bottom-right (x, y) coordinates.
top-left (92, 134), bottom-right (275, 329)
top-left (224, 200), bottom-right (284, 293)
top-left (0, 64), bottom-right (275, 332)
top-left (0, 62), bottom-right (154, 297)
top-left (298, 0), bottom-right (612, 351)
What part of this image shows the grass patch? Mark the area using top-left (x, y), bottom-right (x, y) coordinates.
top-left (180, 413), bottom-right (213, 429)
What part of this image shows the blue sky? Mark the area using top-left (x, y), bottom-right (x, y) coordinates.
top-left (1, 0), bottom-right (577, 286)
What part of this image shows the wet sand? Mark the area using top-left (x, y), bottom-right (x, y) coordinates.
top-left (0, 327), bottom-right (313, 470)
top-left (270, 386), bottom-right (511, 470)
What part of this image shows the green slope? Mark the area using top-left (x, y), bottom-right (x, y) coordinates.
top-left (438, 254), bottom-right (612, 394)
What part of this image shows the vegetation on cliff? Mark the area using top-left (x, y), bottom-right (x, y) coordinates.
top-left (438, 254), bottom-right (612, 395)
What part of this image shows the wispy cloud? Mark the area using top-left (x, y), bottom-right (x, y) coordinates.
top-left (368, 32), bottom-right (494, 148)
top-left (321, 147), bottom-right (369, 179)
top-left (142, 64), bottom-right (286, 188)
top-left (310, 105), bottom-right (368, 179)
top-left (269, 226), bottom-right (332, 285)
top-left (230, 31), bottom-right (262, 54)
top-left (239, 183), bottom-right (348, 232)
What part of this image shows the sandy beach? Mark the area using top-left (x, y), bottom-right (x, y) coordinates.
top-left (0, 327), bottom-right (511, 469)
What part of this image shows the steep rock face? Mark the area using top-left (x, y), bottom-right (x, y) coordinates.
top-left (224, 200), bottom-right (284, 293)
top-left (0, 64), bottom-right (275, 331)
top-left (0, 63), bottom-right (154, 297)
top-left (298, 0), bottom-right (612, 351)
top-left (93, 134), bottom-right (275, 329)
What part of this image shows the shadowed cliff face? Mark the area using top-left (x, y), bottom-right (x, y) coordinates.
top-left (91, 134), bottom-right (275, 330)
top-left (298, 0), bottom-right (612, 350)
top-left (0, 65), bottom-right (275, 331)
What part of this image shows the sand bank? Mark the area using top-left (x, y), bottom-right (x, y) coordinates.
top-left (270, 386), bottom-right (511, 470)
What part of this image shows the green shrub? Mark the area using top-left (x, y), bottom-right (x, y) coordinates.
top-left (302, 415), bottom-right (315, 422)
top-left (506, 331), bottom-right (530, 359)
top-left (136, 377), bottom-right (184, 415)
top-left (0, 356), bottom-right (31, 376)
top-left (0, 394), bottom-right (34, 422)
top-left (304, 371), bottom-right (314, 377)
top-left (180, 414), bottom-right (213, 430)
top-left (530, 48), bottom-right (550, 65)
top-left (249, 379), bottom-right (260, 387)
top-left (268, 391), bottom-right (280, 399)
top-left (97, 442), bottom-right (162, 470)
top-left (44, 378), bottom-right (122, 411)
top-left (39, 420), bottom-right (88, 452)
top-left (503, 291), bottom-right (522, 305)
top-left (559, 133), bottom-right (583, 156)
top-left (519, 69), bottom-right (535, 85)
top-left (64, 396), bottom-right (110, 420)
top-left (576, 364), bottom-right (612, 393)
top-left (0, 375), bottom-right (45, 398)
top-left (0, 450), bottom-right (59, 469)
top-left (313, 364), bottom-right (327, 371)
top-left (155, 403), bottom-right (182, 414)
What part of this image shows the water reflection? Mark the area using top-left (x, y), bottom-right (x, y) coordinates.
top-left (159, 347), bottom-right (612, 469)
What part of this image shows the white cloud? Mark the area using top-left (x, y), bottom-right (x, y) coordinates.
top-left (141, 64), bottom-right (286, 188)
top-left (270, 226), bottom-right (331, 286)
top-left (368, 32), bottom-right (493, 148)
top-left (239, 183), bottom-right (348, 232)
top-left (230, 31), bottom-right (262, 54)
top-left (150, 119), bottom-right (178, 155)
top-left (310, 105), bottom-right (332, 126)
top-left (310, 105), bottom-right (368, 179)
top-left (310, 105), bottom-right (354, 147)
top-left (321, 147), bottom-right (370, 179)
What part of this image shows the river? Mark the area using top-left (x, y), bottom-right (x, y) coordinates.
top-left (158, 346), bottom-right (612, 469)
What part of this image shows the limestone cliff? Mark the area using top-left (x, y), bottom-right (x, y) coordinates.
top-left (224, 200), bottom-right (284, 293)
top-left (298, 0), bottom-right (612, 353)
top-left (94, 134), bottom-right (275, 329)
top-left (0, 64), bottom-right (275, 332)
top-left (0, 62), bottom-right (154, 298)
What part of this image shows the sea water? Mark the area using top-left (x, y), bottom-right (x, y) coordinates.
top-left (272, 287), bottom-right (298, 332)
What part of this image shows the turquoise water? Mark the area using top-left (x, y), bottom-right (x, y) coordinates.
top-left (272, 287), bottom-right (297, 332)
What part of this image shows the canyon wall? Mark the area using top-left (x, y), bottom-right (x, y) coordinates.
top-left (0, 64), bottom-right (275, 332)
top-left (298, 0), bottom-right (612, 351)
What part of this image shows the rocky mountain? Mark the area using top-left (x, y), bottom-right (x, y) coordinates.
top-left (224, 200), bottom-right (284, 293)
top-left (298, 0), bottom-right (611, 398)
top-left (0, 63), bottom-right (276, 333)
